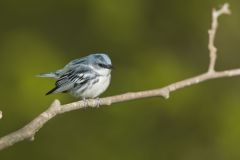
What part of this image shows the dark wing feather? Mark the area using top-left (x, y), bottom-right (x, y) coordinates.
top-left (46, 87), bottom-right (58, 95)
top-left (46, 65), bottom-right (95, 95)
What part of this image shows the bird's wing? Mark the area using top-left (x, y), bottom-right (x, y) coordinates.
top-left (64, 56), bottom-right (88, 69)
top-left (46, 65), bottom-right (97, 95)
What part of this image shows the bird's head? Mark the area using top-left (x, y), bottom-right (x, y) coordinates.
top-left (88, 53), bottom-right (113, 75)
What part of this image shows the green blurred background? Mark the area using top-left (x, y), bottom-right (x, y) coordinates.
top-left (1, 0), bottom-right (240, 159)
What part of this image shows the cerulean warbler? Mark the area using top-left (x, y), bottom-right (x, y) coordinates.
top-left (37, 53), bottom-right (113, 99)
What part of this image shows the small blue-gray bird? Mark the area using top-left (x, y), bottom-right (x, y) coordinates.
top-left (37, 53), bottom-right (112, 99)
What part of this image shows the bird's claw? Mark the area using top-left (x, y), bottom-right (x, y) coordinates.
top-left (82, 98), bottom-right (101, 108)
top-left (83, 98), bottom-right (88, 108)
top-left (96, 97), bottom-right (101, 108)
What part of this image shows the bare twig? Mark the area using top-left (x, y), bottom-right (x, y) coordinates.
top-left (208, 3), bottom-right (231, 73)
top-left (0, 3), bottom-right (237, 151)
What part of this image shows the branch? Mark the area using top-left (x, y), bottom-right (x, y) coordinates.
top-left (0, 110), bottom-right (2, 120)
top-left (208, 3), bottom-right (231, 73)
top-left (0, 3), bottom-right (237, 151)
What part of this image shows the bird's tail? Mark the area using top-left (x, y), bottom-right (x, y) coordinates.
top-left (35, 72), bottom-right (57, 78)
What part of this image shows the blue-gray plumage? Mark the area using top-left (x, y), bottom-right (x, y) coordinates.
top-left (37, 53), bottom-right (113, 99)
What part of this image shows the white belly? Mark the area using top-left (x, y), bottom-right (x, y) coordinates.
top-left (81, 74), bottom-right (111, 98)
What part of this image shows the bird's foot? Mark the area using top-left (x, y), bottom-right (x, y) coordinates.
top-left (82, 98), bottom-right (88, 108)
top-left (82, 97), bottom-right (101, 108)
top-left (95, 97), bottom-right (101, 108)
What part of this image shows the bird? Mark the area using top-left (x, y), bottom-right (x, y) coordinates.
top-left (37, 53), bottom-right (113, 100)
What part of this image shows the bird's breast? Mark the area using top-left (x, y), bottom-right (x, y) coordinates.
top-left (95, 68), bottom-right (111, 76)
top-left (81, 74), bottom-right (111, 98)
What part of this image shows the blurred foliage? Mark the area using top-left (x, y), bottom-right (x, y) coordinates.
top-left (0, 0), bottom-right (240, 159)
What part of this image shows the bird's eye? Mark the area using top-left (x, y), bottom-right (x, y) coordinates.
top-left (97, 63), bottom-right (112, 69)
top-left (98, 63), bottom-right (105, 68)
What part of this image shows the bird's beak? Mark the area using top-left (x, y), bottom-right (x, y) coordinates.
top-left (106, 64), bottom-right (114, 69)
top-left (98, 63), bottom-right (114, 69)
